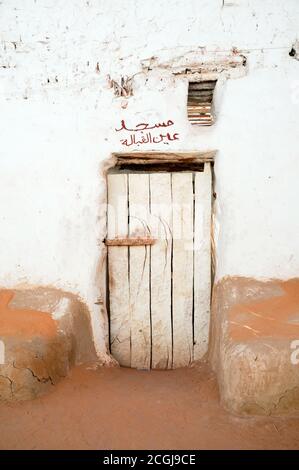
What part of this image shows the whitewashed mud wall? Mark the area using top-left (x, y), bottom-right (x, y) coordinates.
top-left (0, 0), bottom-right (299, 361)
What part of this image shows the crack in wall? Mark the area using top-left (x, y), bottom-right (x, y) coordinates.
top-left (0, 374), bottom-right (14, 399)
top-left (12, 361), bottom-right (54, 386)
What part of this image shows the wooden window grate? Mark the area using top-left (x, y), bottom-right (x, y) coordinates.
top-left (187, 80), bottom-right (217, 126)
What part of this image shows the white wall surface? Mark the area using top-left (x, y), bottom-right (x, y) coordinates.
top-left (1, 0), bottom-right (299, 358)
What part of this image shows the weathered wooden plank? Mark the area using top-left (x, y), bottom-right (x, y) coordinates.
top-left (105, 237), bottom-right (156, 246)
top-left (172, 172), bottom-right (194, 368)
top-left (193, 164), bottom-right (212, 360)
top-left (128, 173), bottom-right (151, 369)
top-left (107, 174), bottom-right (131, 367)
top-left (149, 173), bottom-right (173, 369)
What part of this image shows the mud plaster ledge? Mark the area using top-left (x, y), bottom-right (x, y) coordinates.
top-left (209, 276), bottom-right (299, 415)
top-left (0, 288), bottom-right (98, 401)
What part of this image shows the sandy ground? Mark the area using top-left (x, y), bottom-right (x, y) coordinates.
top-left (0, 362), bottom-right (299, 450)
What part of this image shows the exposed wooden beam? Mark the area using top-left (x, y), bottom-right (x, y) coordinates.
top-left (112, 151), bottom-right (216, 162)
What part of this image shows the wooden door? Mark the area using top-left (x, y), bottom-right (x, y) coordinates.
top-left (107, 163), bottom-right (212, 369)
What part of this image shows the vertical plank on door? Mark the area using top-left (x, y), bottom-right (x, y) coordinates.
top-left (107, 174), bottom-right (131, 367)
top-left (150, 173), bottom-right (173, 369)
top-left (193, 164), bottom-right (212, 360)
top-left (129, 173), bottom-right (151, 369)
top-left (172, 172), bottom-right (194, 368)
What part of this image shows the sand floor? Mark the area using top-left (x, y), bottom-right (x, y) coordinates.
top-left (1, 362), bottom-right (299, 450)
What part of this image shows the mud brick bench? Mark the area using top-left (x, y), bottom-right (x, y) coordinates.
top-left (210, 277), bottom-right (299, 415)
top-left (0, 288), bottom-right (96, 401)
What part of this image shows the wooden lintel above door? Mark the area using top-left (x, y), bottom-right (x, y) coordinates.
top-left (113, 150), bottom-right (216, 162)
top-left (111, 151), bottom-right (216, 172)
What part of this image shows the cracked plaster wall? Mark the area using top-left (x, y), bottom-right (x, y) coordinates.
top-left (0, 0), bottom-right (299, 360)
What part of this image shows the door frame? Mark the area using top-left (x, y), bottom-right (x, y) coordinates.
top-left (103, 151), bottom-right (217, 366)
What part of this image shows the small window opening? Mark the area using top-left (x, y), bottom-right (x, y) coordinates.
top-left (187, 80), bottom-right (217, 126)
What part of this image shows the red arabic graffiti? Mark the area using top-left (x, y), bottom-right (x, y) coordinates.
top-left (119, 132), bottom-right (179, 146)
top-left (115, 119), bottom-right (179, 147)
top-left (115, 119), bottom-right (174, 132)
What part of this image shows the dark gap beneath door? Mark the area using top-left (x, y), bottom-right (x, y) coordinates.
top-left (148, 174), bottom-right (153, 369)
top-left (170, 173), bottom-right (174, 369)
top-left (106, 178), bottom-right (111, 351)
top-left (110, 162), bottom-right (205, 173)
top-left (127, 174), bottom-right (132, 364)
top-left (192, 172), bottom-right (196, 362)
